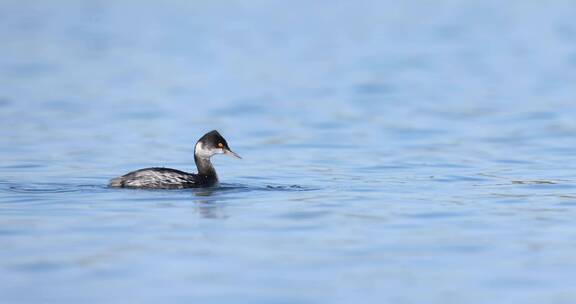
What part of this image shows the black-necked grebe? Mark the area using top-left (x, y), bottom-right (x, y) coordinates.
top-left (109, 130), bottom-right (241, 189)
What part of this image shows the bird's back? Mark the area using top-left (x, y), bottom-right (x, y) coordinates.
top-left (109, 167), bottom-right (203, 189)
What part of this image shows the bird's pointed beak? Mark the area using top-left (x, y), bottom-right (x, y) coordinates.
top-left (224, 149), bottom-right (242, 159)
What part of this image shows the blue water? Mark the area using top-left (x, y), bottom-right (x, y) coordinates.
top-left (2, 1), bottom-right (576, 303)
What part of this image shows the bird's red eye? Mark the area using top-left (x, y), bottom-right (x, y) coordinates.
top-left (218, 143), bottom-right (224, 148)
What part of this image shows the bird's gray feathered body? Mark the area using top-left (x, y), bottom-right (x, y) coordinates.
top-left (108, 167), bottom-right (216, 189)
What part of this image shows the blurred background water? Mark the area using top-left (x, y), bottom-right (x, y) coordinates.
top-left (1, 0), bottom-right (576, 303)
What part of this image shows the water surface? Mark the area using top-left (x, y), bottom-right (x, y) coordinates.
top-left (1, 1), bottom-right (576, 303)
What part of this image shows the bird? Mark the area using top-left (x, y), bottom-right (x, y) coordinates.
top-left (108, 130), bottom-right (240, 189)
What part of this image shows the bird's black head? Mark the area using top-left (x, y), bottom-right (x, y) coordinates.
top-left (195, 130), bottom-right (241, 159)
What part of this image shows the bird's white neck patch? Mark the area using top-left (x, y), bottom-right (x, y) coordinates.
top-left (195, 141), bottom-right (213, 159)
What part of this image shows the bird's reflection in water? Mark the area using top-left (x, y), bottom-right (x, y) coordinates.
top-left (192, 188), bottom-right (228, 219)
